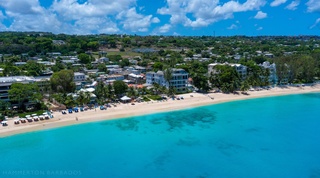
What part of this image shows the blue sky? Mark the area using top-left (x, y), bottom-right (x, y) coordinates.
top-left (0, 0), bottom-right (319, 36)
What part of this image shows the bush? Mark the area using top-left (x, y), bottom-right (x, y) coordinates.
top-left (147, 95), bottom-right (162, 100)
top-left (142, 96), bottom-right (150, 102)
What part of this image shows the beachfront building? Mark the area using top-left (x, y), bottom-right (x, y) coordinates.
top-left (0, 76), bottom-right (50, 102)
top-left (104, 74), bottom-right (125, 84)
top-left (259, 61), bottom-right (278, 85)
top-left (128, 73), bottom-right (144, 84)
top-left (146, 68), bottom-right (189, 92)
top-left (208, 63), bottom-right (247, 80)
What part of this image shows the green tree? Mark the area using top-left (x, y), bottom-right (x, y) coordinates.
top-left (127, 87), bottom-right (137, 98)
top-left (76, 91), bottom-right (86, 106)
top-left (95, 81), bottom-right (108, 103)
top-left (119, 58), bottom-right (130, 68)
top-left (97, 63), bottom-right (108, 73)
top-left (51, 60), bottom-right (65, 72)
top-left (153, 62), bottom-right (164, 72)
top-left (87, 41), bottom-right (99, 51)
top-left (106, 83), bottom-right (114, 102)
top-left (240, 80), bottom-right (250, 94)
top-left (64, 95), bottom-right (75, 108)
top-left (113, 80), bottom-right (128, 97)
top-left (8, 83), bottom-right (41, 109)
top-left (152, 83), bottom-right (161, 95)
top-left (25, 61), bottom-right (45, 76)
top-left (3, 65), bottom-right (21, 76)
top-left (164, 68), bottom-right (173, 87)
top-left (50, 70), bottom-right (76, 93)
top-left (78, 53), bottom-right (91, 64)
top-left (209, 65), bottom-right (241, 93)
top-left (192, 73), bottom-right (210, 92)
top-left (186, 50), bottom-right (194, 58)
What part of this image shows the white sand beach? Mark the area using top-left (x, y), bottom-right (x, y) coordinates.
top-left (1, 84), bottom-right (320, 137)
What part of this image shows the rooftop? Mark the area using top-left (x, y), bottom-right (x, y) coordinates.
top-left (0, 76), bottom-right (36, 83)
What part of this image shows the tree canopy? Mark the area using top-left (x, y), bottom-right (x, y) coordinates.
top-left (209, 65), bottom-right (241, 93)
top-left (8, 83), bottom-right (41, 109)
top-left (50, 70), bottom-right (75, 93)
top-left (113, 80), bottom-right (128, 97)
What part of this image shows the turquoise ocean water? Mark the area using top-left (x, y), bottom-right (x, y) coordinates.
top-left (1, 93), bottom-right (320, 178)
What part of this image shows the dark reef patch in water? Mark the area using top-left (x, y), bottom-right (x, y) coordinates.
top-left (145, 150), bottom-right (171, 171)
top-left (150, 108), bottom-right (216, 130)
top-left (176, 137), bottom-right (200, 147)
top-left (113, 118), bottom-right (140, 131)
top-left (244, 127), bottom-right (261, 133)
top-left (215, 140), bottom-right (245, 156)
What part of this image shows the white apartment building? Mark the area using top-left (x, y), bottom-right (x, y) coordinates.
top-left (208, 63), bottom-right (247, 80)
top-left (259, 61), bottom-right (278, 85)
top-left (0, 76), bottom-right (50, 102)
top-left (146, 68), bottom-right (189, 92)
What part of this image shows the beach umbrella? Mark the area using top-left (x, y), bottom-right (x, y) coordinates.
top-left (1, 121), bottom-right (8, 126)
top-left (20, 118), bottom-right (26, 123)
top-left (120, 96), bottom-right (131, 101)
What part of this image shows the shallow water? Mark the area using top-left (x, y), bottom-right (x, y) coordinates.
top-left (1, 93), bottom-right (320, 178)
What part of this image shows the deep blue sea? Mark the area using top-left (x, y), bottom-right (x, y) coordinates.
top-left (1, 93), bottom-right (320, 178)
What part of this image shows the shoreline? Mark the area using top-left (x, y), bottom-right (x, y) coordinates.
top-left (1, 85), bottom-right (320, 138)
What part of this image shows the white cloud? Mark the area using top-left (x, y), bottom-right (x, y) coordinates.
top-left (173, 32), bottom-right (180, 36)
top-left (0, 0), bottom-right (44, 15)
top-left (51, 0), bottom-right (136, 20)
top-left (157, 0), bottom-right (266, 28)
top-left (270, 0), bottom-right (287, 7)
top-left (71, 17), bottom-right (119, 34)
top-left (152, 17), bottom-right (160, 23)
top-left (227, 24), bottom-right (238, 30)
top-left (310, 18), bottom-right (320, 29)
top-left (117, 7), bottom-right (160, 32)
top-left (257, 26), bottom-right (263, 30)
top-left (254, 11), bottom-right (267, 19)
top-left (0, 0), bottom-right (63, 33)
top-left (158, 24), bottom-right (172, 33)
top-left (285, 0), bottom-right (299, 10)
top-left (306, 0), bottom-right (320, 12)
top-left (0, 0), bottom-right (159, 34)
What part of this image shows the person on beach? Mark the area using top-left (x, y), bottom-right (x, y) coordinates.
top-left (76, 117), bottom-right (78, 121)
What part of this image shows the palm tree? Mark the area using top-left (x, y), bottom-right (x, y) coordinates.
top-left (240, 80), bottom-right (250, 94)
top-left (106, 83), bottom-right (114, 102)
top-left (152, 83), bottom-right (161, 95)
top-left (164, 67), bottom-right (173, 96)
top-left (84, 92), bottom-right (91, 106)
top-left (76, 91), bottom-right (86, 106)
top-left (64, 95), bottom-right (75, 108)
top-left (127, 87), bottom-right (136, 99)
